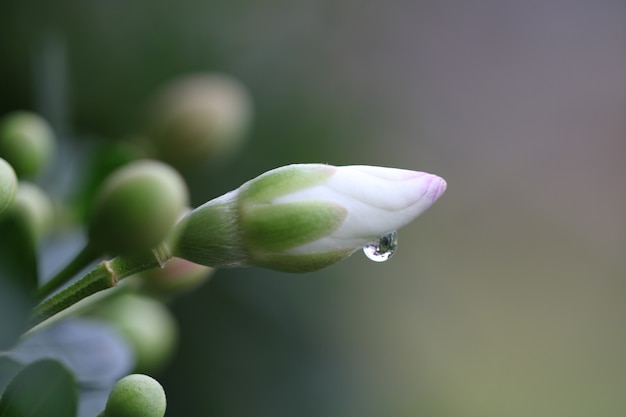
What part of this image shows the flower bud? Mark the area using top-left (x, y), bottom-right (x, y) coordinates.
top-left (0, 111), bottom-right (55, 177)
top-left (88, 160), bottom-right (188, 255)
top-left (73, 139), bottom-right (146, 222)
top-left (103, 374), bottom-right (166, 417)
top-left (144, 73), bottom-right (253, 168)
top-left (89, 292), bottom-right (178, 372)
top-left (172, 164), bottom-right (447, 272)
top-left (10, 182), bottom-right (54, 242)
top-left (0, 157), bottom-right (17, 216)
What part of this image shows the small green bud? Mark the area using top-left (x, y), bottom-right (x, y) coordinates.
top-left (103, 374), bottom-right (166, 417)
top-left (0, 157), bottom-right (17, 216)
top-left (145, 73), bottom-right (253, 168)
top-left (73, 139), bottom-right (146, 222)
top-left (0, 111), bottom-right (55, 177)
top-left (88, 160), bottom-right (188, 255)
top-left (89, 292), bottom-right (178, 372)
top-left (10, 182), bottom-right (54, 242)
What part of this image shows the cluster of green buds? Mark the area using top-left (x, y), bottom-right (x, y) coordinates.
top-left (1, 71), bottom-right (447, 417)
top-left (1, 72), bottom-right (253, 417)
top-left (0, 112), bottom-right (56, 300)
top-left (0, 111), bottom-right (55, 226)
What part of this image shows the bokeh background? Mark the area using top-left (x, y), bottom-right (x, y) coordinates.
top-left (2, 0), bottom-right (626, 416)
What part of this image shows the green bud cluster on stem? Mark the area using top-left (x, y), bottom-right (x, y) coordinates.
top-left (27, 163), bottom-right (447, 328)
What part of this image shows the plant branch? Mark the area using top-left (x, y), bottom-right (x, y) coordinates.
top-left (28, 245), bottom-right (172, 330)
top-left (36, 242), bottom-right (100, 300)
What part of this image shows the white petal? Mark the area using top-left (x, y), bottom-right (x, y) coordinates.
top-left (278, 165), bottom-right (446, 254)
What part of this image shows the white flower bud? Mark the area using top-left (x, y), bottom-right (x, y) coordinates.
top-left (172, 164), bottom-right (446, 272)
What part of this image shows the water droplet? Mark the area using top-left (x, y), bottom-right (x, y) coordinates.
top-left (363, 231), bottom-right (398, 262)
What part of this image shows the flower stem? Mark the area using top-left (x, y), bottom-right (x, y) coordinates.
top-left (29, 245), bottom-right (172, 329)
top-left (36, 242), bottom-right (100, 300)
top-left (22, 281), bottom-right (128, 339)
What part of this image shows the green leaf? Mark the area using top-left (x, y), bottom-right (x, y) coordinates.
top-left (0, 357), bottom-right (23, 394)
top-left (0, 358), bottom-right (77, 417)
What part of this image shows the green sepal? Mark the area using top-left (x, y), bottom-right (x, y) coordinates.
top-left (238, 164), bottom-right (334, 204)
top-left (252, 248), bottom-right (355, 273)
top-left (0, 358), bottom-right (77, 417)
top-left (241, 201), bottom-right (347, 252)
top-left (172, 195), bottom-right (246, 268)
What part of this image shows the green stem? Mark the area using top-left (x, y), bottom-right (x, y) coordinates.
top-left (36, 242), bottom-right (100, 300)
top-left (29, 244), bottom-right (172, 330)
top-left (22, 282), bottom-right (128, 339)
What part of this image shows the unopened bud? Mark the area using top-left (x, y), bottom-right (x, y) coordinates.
top-left (88, 160), bottom-right (188, 255)
top-left (89, 292), bottom-right (178, 373)
top-left (0, 111), bottom-right (55, 177)
top-left (10, 182), bottom-right (54, 242)
top-left (103, 374), bottom-right (166, 417)
top-left (145, 73), bottom-right (252, 168)
top-left (172, 164), bottom-right (446, 272)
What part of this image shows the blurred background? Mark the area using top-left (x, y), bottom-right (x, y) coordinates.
top-left (2, 0), bottom-right (626, 416)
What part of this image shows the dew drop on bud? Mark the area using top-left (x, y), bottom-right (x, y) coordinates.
top-left (363, 231), bottom-right (398, 262)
